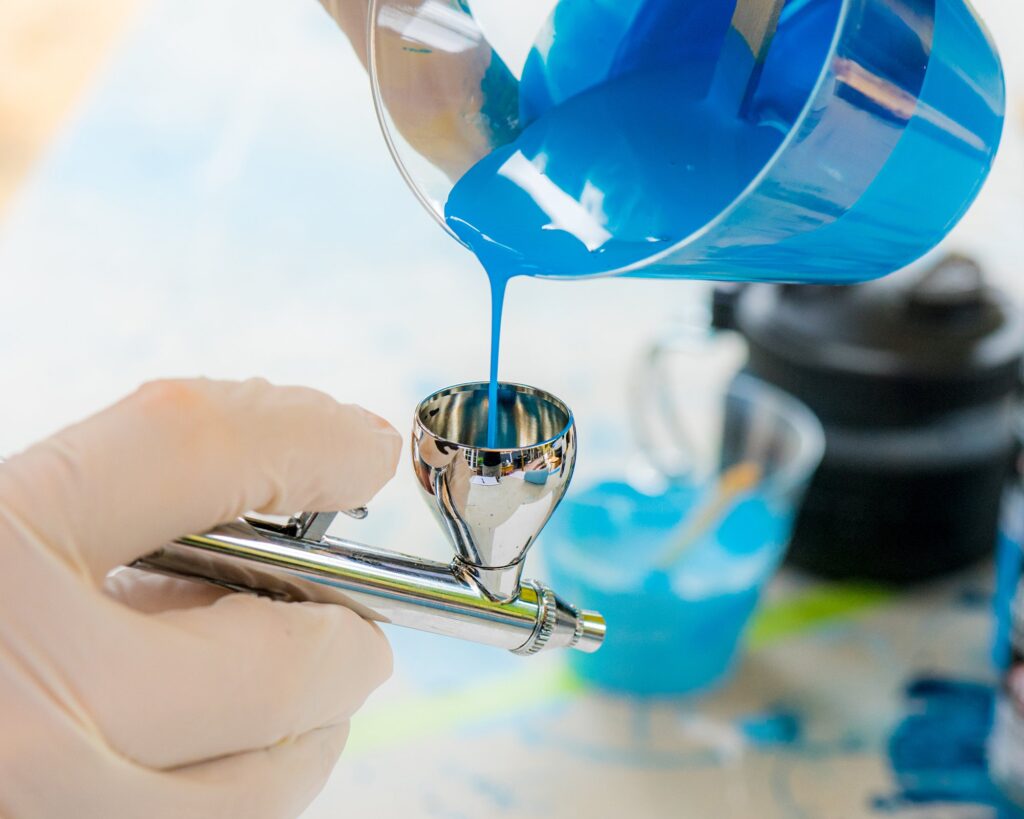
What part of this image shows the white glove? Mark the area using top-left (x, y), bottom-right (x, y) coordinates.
top-left (318, 0), bottom-right (369, 65)
top-left (318, 0), bottom-right (511, 179)
top-left (0, 378), bottom-right (402, 819)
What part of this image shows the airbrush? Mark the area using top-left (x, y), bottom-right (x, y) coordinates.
top-left (136, 382), bottom-right (605, 656)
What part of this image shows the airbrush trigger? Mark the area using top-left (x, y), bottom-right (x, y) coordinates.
top-left (243, 507), bottom-right (369, 544)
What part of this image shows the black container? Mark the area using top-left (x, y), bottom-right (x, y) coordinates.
top-left (716, 256), bottom-right (1024, 583)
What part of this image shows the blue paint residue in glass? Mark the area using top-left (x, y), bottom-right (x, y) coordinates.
top-left (478, 53), bottom-right (521, 153)
top-left (543, 480), bottom-right (792, 695)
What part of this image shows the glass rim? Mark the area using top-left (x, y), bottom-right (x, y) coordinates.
top-left (414, 381), bottom-right (576, 454)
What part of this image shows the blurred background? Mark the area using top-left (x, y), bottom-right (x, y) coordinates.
top-left (1, 1), bottom-right (1023, 816)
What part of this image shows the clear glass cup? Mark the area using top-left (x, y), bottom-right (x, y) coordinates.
top-left (542, 374), bottom-right (824, 696)
top-left (369, 0), bottom-right (1005, 283)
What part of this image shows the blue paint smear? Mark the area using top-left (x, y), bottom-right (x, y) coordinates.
top-left (479, 54), bottom-right (521, 151)
top-left (741, 708), bottom-right (804, 747)
top-left (875, 677), bottom-right (1024, 817)
top-left (468, 775), bottom-right (518, 812)
top-left (959, 587), bottom-right (994, 610)
top-left (445, 0), bottom-right (840, 444)
top-left (995, 530), bottom-right (1023, 669)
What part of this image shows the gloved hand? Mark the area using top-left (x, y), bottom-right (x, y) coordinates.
top-left (0, 378), bottom-right (402, 819)
top-left (317, 0), bottom-right (519, 179)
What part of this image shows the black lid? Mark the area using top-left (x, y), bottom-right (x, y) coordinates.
top-left (734, 256), bottom-right (1024, 427)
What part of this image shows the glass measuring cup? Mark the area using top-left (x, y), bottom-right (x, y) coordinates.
top-left (369, 0), bottom-right (1005, 283)
top-left (542, 374), bottom-right (825, 695)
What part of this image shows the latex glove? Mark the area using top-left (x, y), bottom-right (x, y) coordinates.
top-left (317, 0), bottom-right (369, 65)
top-left (317, 0), bottom-right (519, 179)
top-left (0, 378), bottom-right (402, 819)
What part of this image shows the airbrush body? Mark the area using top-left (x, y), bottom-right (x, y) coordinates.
top-left (136, 383), bottom-right (605, 656)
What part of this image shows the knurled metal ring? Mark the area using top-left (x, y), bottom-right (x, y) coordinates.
top-left (569, 603), bottom-right (584, 649)
top-left (512, 582), bottom-right (558, 656)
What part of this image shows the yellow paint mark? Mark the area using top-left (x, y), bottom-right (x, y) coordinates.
top-left (347, 582), bottom-right (893, 756)
top-left (748, 583), bottom-right (892, 647)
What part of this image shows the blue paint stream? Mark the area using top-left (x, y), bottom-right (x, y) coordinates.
top-left (876, 677), bottom-right (1024, 817)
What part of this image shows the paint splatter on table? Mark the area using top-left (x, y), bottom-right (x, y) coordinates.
top-left (313, 572), bottom-right (1021, 819)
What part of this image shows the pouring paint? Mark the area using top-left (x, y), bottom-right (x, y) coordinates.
top-left (415, 0), bottom-right (1003, 444)
top-left (445, 0), bottom-right (823, 444)
top-left (371, 0), bottom-right (1006, 415)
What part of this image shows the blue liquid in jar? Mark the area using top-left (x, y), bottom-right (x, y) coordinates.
top-left (544, 480), bottom-right (793, 695)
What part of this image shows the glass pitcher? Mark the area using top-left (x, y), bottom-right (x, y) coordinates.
top-left (369, 0), bottom-right (1005, 283)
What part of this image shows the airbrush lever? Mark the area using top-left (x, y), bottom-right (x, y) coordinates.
top-left (135, 383), bottom-right (606, 656)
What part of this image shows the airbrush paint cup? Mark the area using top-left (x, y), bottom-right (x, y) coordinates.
top-left (544, 375), bottom-right (824, 695)
top-left (370, 0), bottom-right (1004, 284)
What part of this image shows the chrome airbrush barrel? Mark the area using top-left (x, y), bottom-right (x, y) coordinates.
top-left (136, 383), bottom-right (605, 656)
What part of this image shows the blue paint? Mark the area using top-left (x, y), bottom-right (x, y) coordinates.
top-left (741, 709), bottom-right (804, 747)
top-left (485, 275), bottom-right (506, 447)
top-left (875, 677), bottom-right (1024, 817)
top-left (958, 587), bottom-right (993, 610)
top-left (995, 529), bottom-right (1024, 669)
top-left (445, 0), bottom-right (836, 442)
top-left (543, 480), bottom-right (793, 695)
top-left (455, 62), bottom-right (784, 441)
top-left (509, 0), bottom-right (1004, 283)
top-left (478, 54), bottom-right (521, 151)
